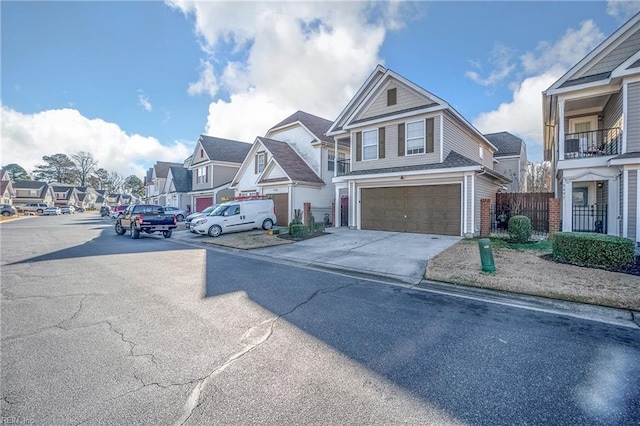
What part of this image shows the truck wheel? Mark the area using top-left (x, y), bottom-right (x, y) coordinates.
top-left (163, 230), bottom-right (172, 238)
top-left (262, 218), bottom-right (273, 230)
top-left (130, 224), bottom-right (140, 239)
top-left (115, 221), bottom-right (126, 235)
top-left (208, 225), bottom-right (222, 237)
top-left (177, 214), bottom-right (184, 222)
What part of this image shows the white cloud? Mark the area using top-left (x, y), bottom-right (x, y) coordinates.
top-left (466, 43), bottom-right (517, 87)
top-left (1, 106), bottom-right (190, 178)
top-left (606, 0), bottom-right (640, 22)
top-left (167, 1), bottom-right (408, 140)
top-left (137, 89), bottom-right (153, 112)
top-left (472, 21), bottom-right (606, 162)
top-left (188, 60), bottom-right (219, 97)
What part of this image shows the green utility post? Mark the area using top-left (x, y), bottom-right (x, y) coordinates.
top-left (477, 238), bottom-right (496, 273)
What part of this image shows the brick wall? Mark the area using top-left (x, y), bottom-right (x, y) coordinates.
top-left (480, 198), bottom-right (491, 238)
top-left (548, 198), bottom-right (561, 236)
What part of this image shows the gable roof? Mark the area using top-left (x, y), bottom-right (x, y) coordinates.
top-left (198, 135), bottom-right (252, 164)
top-left (257, 137), bottom-right (324, 184)
top-left (483, 132), bottom-right (524, 157)
top-left (154, 161), bottom-right (183, 179)
top-left (268, 110), bottom-right (334, 144)
top-left (12, 180), bottom-right (52, 198)
top-left (548, 12), bottom-right (640, 91)
top-left (168, 167), bottom-right (192, 193)
top-left (327, 65), bottom-right (495, 150)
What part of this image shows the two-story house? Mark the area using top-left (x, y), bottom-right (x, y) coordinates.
top-left (229, 111), bottom-right (347, 225)
top-left (0, 169), bottom-right (15, 205)
top-left (51, 185), bottom-right (80, 207)
top-left (484, 132), bottom-right (528, 192)
top-left (328, 65), bottom-right (510, 236)
top-left (12, 180), bottom-right (55, 206)
top-left (187, 135), bottom-right (252, 212)
top-left (543, 12), bottom-right (640, 247)
top-left (147, 161), bottom-right (183, 206)
top-left (163, 166), bottom-right (193, 213)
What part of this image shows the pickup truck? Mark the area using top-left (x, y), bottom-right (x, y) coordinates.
top-left (114, 204), bottom-right (177, 239)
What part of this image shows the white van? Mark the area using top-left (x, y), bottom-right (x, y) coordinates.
top-left (191, 199), bottom-right (276, 237)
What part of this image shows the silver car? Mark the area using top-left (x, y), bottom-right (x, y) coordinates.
top-left (43, 206), bottom-right (61, 215)
top-left (163, 206), bottom-right (188, 222)
top-left (185, 204), bottom-right (218, 232)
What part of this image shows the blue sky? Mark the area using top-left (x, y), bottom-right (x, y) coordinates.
top-left (2, 1), bottom-right (639, 179)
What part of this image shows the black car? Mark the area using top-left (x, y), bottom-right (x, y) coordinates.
top-left (0, 204), bottom-right (17, 217)
top-left (100, 206), bottom-right (112, 217)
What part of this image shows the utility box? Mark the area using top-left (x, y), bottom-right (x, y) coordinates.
top-left (478, 238), bottom-right (496, 273)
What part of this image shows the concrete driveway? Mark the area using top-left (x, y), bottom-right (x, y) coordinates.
top-left (251, 227), bottom-right (461, 285)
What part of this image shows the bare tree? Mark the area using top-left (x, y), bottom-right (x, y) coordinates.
top-left (72, 151), bottom-right (98, 186)
top-left (526, 162), bottom-right (552, 193)
top-left (107, 171), bottom-right (124, 193)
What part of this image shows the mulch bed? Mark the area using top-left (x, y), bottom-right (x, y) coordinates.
top-left (541, 254), bottom-right (640, 277)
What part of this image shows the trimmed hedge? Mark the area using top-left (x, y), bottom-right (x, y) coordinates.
top-left (508, 215), bottom-right (532, 243)
top-left (552, 232), bottom-right (635, 270)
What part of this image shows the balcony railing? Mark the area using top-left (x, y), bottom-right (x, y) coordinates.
top-left (564, 127), bottom-right (621, 159)
top-left (337, 159), bottom-right (350, 176)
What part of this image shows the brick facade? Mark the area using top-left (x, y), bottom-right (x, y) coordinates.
top-left (480, 198), bottom-right (491, 238)
top-left (548, 198), bottom-right (561, 236)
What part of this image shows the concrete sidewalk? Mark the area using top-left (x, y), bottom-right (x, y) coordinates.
top-left (251, 227), bottom-right (461, 284)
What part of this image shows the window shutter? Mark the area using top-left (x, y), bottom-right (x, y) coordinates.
top-left (378, 127), bottom-right (385, 159)
top-left (397, 123), bottom-right (405, 156)
top-left (254, 155), bottom-right (258, 174)
top-left (356, 132), bottom-right (362, 162)
top-left (426, 118), bottom-right (434, 153)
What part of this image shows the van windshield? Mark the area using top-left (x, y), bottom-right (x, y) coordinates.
top-left (209, 204), bottom-right (230, 216)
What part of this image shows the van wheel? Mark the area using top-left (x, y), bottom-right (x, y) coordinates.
top-left (262, 218), bottom-right (273, 230)
top-left (130, 225), bottom-right (140, 239)
top-left (208, 225), bottom-right (222, 237)
top-left (163, 230), bottom-right (172, 238)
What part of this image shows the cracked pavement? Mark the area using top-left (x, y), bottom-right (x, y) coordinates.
top-left (3, 214), bottom-right (640, 425)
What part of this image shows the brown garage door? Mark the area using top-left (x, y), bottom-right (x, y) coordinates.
top-left (195, 197), bottom-right (213, 213)
top-left (361, 185), bottom-right (461, 235)
top-left (271, 194), bottom-right (288, 226)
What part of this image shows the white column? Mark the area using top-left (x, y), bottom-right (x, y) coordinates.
top-left (608, 178), bottom-right (619, 236)
top-left (623, 170), bottom-right (629, 238)
top-left (334, 185), bottom-right (341, 227)
top-left (558, 99), bottom-right (565, 160)
top-left (562, 179), bottom-right (572, 232)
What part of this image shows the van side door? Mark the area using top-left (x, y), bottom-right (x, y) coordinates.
top-left (220, 204), bottom-right (245, 233)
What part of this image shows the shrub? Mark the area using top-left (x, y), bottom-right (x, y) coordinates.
top-left (289, 224), bottom-right (309, 239)
top-left (508, 215), bottom-right (532, 243)
top-left (290, 209), bottom-right (303, 225)
top-left (552, 232), bottom-right (635, 270)
top-left (312, 221), bottom-right (325, 234)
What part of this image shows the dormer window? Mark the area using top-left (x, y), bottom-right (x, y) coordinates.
top-left (387, 88), bottom-right (397, 106)
top-left (255, 152), bottom-right (266, 173)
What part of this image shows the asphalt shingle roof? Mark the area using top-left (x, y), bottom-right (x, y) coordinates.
top-left (269, 111), bottom-right (334, 144)
top-left (154, 161), bottom-right (183, 179)
top-left (12, 180), bottom-right (51, 198)
top-left (258, 137), bottom-right (324, 184)
top-left (199, 135), bottom-right (252, 164)
top-left (168, 167), bottom-right (192, 193)
top-left (483, 132), bottom-right (524, 157)
top-left (341, 151), bottom-right (481, 177)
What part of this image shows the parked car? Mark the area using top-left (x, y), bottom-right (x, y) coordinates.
top-left (73, 205), bottom-right (85, 213)
top-left (185, 204), bottom-right (218, 232)
top-left (0, 204), bottom-right (17, 217)
top-left (100, 206), bottom-right (112, 217)
top-left (191, 199), bottom-right (275, 237)
top-left (17, 203), bottom-right (50, 214)
top-left (60, 205), bottom-right (75, 214)
top-left (163, 206), bottom-right (188, 222)
top-left (110, 205), bottom-right (127, 219)
top-left (43, 206), bottom-right (61, 216)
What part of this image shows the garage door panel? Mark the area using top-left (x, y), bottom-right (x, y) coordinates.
top-left (361, 185), bottom-right (461, 236)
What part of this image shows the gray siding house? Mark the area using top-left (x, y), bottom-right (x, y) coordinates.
top-left (543, 12), bottom-right (640, 246)
top-left (187, 135), bottom-right (252, 212)
top-left (328, 65), bottom-right (510, 237)
top-left (484, 132), bottom-right (528, 192)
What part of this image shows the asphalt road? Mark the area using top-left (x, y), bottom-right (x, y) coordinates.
top-left (1, 213), bottom-right (639, 425)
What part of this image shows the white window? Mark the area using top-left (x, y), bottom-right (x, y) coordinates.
top-left (479, 146), bottom-right (484, 160)
top-left (362, 129), bottom-right (378, 160)
top-left (328, 150), bottom-right (335, 171)
top-left (256, 153), bottom-right (266, 173)
top-left (406, 120), bottom-right (425, 155)
top-left (197, 166), bottom-right (207, 184)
